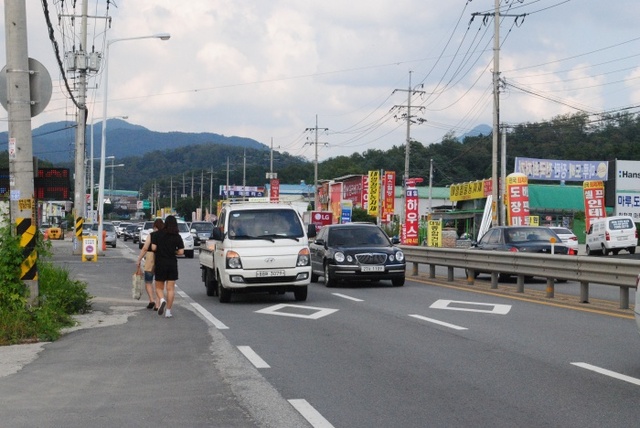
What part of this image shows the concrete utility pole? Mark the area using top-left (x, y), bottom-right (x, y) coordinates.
top-left (72, 0), bottom-right (89, 252)
top-left (471, 1), bottom-right (525, 226)
top-left (393, 71), bottom-right (425, 225)
top-left (4, 0), bottom-right (38, 300)
top-left (305, 115), bottom-right (328, 210)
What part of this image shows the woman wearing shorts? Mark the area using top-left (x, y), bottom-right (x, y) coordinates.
top-left (152, 215), bottom-right (184, 318)
top-left (136, 218), bottom-right (164, 310)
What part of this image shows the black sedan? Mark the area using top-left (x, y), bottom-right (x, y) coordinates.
top-left (468, 225), bottom-right (575, 279)
top-left (472, 226), bottom-right (574, 254)
top-left (309, 223), bottom-right (406, 287)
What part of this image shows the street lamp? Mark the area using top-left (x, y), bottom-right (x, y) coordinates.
top-left (97, 33), bottom-right (170, 251)
top-left (90, 116), bottom-right (126, 213)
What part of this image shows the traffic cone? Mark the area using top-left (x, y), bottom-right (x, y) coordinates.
top-left (43, 229), bottom-right (49, 240)
top-left (102, 230), bottom-right (107, 251)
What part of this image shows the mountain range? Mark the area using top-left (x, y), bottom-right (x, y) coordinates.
top-left (3, 119), bottom-right (269, 164)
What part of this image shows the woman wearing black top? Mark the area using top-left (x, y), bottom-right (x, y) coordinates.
top-left (152, 215), bottom-right (184, 318)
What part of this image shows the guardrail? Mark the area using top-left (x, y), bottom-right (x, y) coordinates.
top-left (400, 246), bottom-right (640, 309)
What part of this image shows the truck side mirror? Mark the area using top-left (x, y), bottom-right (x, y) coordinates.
top-left (307, 224), bottom-right (317, 238)
top-left (211, 227), bottom-right (223, 241)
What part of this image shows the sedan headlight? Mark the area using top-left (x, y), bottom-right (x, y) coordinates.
top-left (334, 251), bottom-right (345, 263)
top-left (395, 251), bottom-right (404, 262)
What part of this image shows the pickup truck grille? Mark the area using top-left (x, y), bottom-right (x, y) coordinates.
top-left (244, 276), bottom-right (298, 284)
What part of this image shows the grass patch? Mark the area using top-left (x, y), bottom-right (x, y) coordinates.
top-left (0, 226), bottom-right (92, 346)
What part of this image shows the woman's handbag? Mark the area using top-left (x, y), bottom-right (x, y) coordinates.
top-left (132, 267), bottom-right (143, 300)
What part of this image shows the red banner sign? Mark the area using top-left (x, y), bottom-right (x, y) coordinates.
top-left (505, 173), bottom-right (530, 226)
top-left (583, 180), bottom-right (605, 230)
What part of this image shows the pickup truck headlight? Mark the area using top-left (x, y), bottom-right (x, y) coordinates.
top-left (226, 250), bottom-right (242, 269)
top-left (297, 248), bottom-right (310, 267)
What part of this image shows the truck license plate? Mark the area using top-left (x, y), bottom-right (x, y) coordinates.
top-left (256, 270), bottom-right (285, 277)
top-left (361, 265), bottom-right (385, 272)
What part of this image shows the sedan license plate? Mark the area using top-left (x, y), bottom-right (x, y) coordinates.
top-left (361, 265), bottom-right (385, 272)
top-left (256, 270), bottom-right (285, 277)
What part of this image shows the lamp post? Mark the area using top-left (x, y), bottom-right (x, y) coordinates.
top-left (97, 33), bottom-right (170, 251)
top-left (90, 116), bottom-right (126, 213)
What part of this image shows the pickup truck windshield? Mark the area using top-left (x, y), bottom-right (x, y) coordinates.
top-left (228, 209), bottom-right (302, 240)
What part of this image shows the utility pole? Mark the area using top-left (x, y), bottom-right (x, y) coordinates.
top-left (305, 115), bottom-right (328, 210)
top-left (393, 71), bottom-right (425, 229)
top-left (4, 1), bottom-right (38, 301)
top-left (472, 1), bottom-right (525, 226)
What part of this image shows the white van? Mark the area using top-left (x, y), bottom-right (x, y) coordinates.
top-left (585, 216), bottom-right (637, 256)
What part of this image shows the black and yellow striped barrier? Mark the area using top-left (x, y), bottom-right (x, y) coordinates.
top-left (16, 217), bottom-right (37, 281)
top-left (75, 216), bottom-right (84, 240)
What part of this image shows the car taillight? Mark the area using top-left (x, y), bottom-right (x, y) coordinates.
top-left (508, 247), bottom-right (519, 252)
top-left (568, 248), bottom-right (577, 255)
top-left (605, 231), bottom-right (610, 241)
top-left (569, 236), bottom-right (577, 241)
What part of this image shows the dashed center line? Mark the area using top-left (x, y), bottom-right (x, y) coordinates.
top-left (409, 314), bottom-right (468, 330)
top-left (289, 399), bottom-right (335, 428)
top-left (571, 362), bottom-right (640, 386)
top-left (332, 293), bottom-right (364, 302)
top-left (238, 346), bottom-right (270, 368)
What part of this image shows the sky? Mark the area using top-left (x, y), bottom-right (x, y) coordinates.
top-left (1, 0), bottom-right (640, 163)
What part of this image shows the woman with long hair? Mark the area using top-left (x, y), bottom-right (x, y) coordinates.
top-left (136, 218), bottom-right (164, 310)
top-left (152, 215), bottom-right (184, 318)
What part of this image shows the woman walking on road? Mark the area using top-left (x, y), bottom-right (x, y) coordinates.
top-left (136, 218), bottom-right (164, 310)
top-left (152, 215), bottom-right (184, 318)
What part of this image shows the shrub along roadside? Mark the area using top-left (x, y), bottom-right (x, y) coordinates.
top-left (0, 225), bottom-right (91, 346)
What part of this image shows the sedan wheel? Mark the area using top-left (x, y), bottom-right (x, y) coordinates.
top-left (323, 263), bottom-right (336, 288)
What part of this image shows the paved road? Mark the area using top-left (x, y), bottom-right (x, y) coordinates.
top-left (0, 239), bottom-right (311, 428)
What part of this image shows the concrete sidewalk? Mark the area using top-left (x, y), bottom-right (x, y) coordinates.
top-left (0, 239), bottom-right (310, 428)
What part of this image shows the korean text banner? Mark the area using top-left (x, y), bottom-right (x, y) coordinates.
top-left (514, 158), bottom-right (608, 182)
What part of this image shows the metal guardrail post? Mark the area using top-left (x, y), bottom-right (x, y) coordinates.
top-left (546, 278), bottom-right (554, 298)
top-left (620, 287), bottom-right (630, 309)
top-left (447, 267), bottom-right (454, 281)
top-left (412, 262), bottom-right (418, 276)
top-left (580, 281), bottom-right (589, 303)
top-left (516, 275), bottom-right (525, 293)
top-left (491, 272), bottom-right (498, 289)
top-left (429, 264), bottom-right (436, 278)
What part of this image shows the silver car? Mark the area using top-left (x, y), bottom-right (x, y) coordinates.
top-left (92, 222), bottom-right (117, 248)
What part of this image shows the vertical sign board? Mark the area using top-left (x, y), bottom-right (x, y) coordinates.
top-left (367, 170), bottom-right (380, 216)
top-left (505, 173), bottom-right (530, 226)
top-left (330, 182), bottom-right (343, 224)
top-left (614, 160), bottom-right (640, 219)
top-left (310, 211), bottom-right (332, 233)
top-left (403, 183), bottom-right (420, 245)
top-left (383, 171), bottom-right (395, 219)
top-left (270, 178), bottom-right (280, 202)
top-left (340, 200), bottom-right (353, 224)
top-left (427, 219), bottom-right (442, 247)
top-left (583, 180), bottom-right (605, 231)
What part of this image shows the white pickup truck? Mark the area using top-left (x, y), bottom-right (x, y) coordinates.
top-left (199, 202), bottom-right (317, 303)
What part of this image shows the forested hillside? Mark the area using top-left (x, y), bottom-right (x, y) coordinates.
top-left (1, 112), bottom-right (639, 197)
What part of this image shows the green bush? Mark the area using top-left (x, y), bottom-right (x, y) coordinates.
top-left (0, 224), bottom-right (91, 345)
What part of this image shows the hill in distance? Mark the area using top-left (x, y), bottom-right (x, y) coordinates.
top-left (8, 120), bottom-right (269, 164)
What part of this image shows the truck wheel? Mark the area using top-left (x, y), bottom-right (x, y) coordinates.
top-left (185, 250), bottom-right (194, 259)
top-left (218, 275), bottom-right (231, 303)
top-left (311, 272), bottom-right (319, 282)
top-left (630, 247), bottom-right (636, 255)
top-left (601, 244), bottom-right (610, 256)
top-left (205, 269), bottom-right (217, 297)
top-left (585, 245), bottom-right (592, 256)
top-left (294, 286), bottom-right (308, 301)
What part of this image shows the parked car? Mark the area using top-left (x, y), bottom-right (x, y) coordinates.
top-left (549, 226), bottom-right (579, 255)
top-left (190, 221), bottom-right (215, 246)
top-left (309, 222), bottom-right (406, 287)
top-left (123, 223), bottom-right (138, 241)
top-left (91, 222), bottom-right (117, 248)
top-left (139, 221), bottom-right (156, 249)
top-left (82, 223), bottom-right (94, 236)
top-left (117, 222), bottom-right (131, 238)
top-left (468, 226), bottom-right (574, 279)
top-left (177, 220), bottom-right (195, 258)
top-left (585, 216), bottom-right (637, 256)
top-left (133, 224), bottom-right (143, 244)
